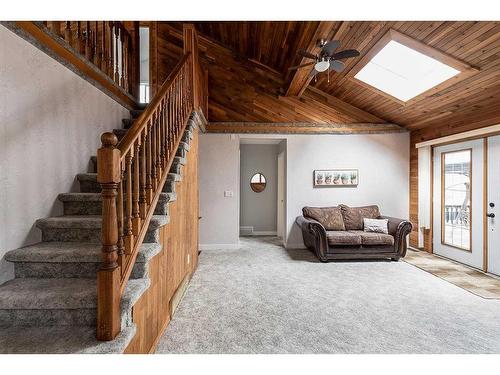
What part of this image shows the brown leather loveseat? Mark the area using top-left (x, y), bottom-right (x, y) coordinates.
top-left (296, 205), bottom-right (412, 262)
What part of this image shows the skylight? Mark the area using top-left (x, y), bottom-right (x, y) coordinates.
top-left (354, 40), bottom-right (460, 102)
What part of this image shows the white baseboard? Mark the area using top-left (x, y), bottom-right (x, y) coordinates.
top-left (285, 243), bottom-right (307, 250)
top-left (247, 231), bottom-right (277, 236)
top-left (199, 243), bottom-right (241, 251)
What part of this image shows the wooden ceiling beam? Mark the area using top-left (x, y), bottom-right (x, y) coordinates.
top-left (284, 22), bottom-right (338, 97)
top-left (207, 122), bottom-right (405, 134)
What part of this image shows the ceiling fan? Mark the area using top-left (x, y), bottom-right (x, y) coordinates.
top-left (288, 39), bottom-right (360, 82)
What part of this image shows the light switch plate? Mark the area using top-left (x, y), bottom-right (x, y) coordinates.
top-left (224, 190), bottom-right (234, 197)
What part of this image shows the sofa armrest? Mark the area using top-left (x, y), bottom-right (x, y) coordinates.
top-left (379, 216), bottom-right (413, 258)
top-left (295, 216), bottom-right (328, 261)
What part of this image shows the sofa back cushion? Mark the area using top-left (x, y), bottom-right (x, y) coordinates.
top-left (302, 206), bottom-right (345, 231)
top-left (340, 205), bottom-right (380, 230)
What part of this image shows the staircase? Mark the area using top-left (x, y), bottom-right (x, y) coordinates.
top-left (0, 109), bottom-right (196, 354)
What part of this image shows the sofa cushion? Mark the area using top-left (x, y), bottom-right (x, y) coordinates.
top-left (349, 230), bottom-right (394, 246)
top-left (302, 206), bottom-right (345, 231)
top-left (363, 218), bottom-right (389, 234)
top-left (326, 231), bottom-right (362, 246)
top-left (340, 205), bottom-right (381, 230)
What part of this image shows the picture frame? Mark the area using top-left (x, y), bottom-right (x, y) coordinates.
top-left (313, 169), bottom-right (359, 187)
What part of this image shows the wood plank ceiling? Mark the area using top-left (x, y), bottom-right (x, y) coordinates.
top-left (160, 21), bottom-right (500, 134)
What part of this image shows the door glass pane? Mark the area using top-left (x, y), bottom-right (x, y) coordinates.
top-left (442, 149), bottom-right (471, 250)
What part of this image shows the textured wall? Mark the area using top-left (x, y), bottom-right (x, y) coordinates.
top-left (198, 134), bottom-right (240, 248)
top-left (240, 144), bottom-right (280, 233)
top-left (0, 26), bottom-right (128, 283)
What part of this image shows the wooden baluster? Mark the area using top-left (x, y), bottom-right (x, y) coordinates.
top-left (150, 115), bottom-right (157, 190)
top-left (159, 102), bottom-right (166, 171)
top-left (146, 122), bottom-right (153, 204)
top-left (64, 22), bottom-right (72, 44)
top-left (116, 163), bottom-right (125, 273)
top-left (156, 110), bottom-right (163, 178)
top-left (120, 26), bottom-right (125, 88)
top-left (124, 153), bottom-right (134, 254)
top-left (139, 131), bottom-right (148, 218)
top-left (47, 21), bottom-right (62, 37)
top-left (100, 21), bottom-right (107, 73)
top-left (96, 132), bottom-right (121, 341)
top-left (115, 25), bottom-right (120, 85)
top-left (94, 21), bottom-right (101, 67)
top-left (85, 21), bottom-right (92, 61)
top-left (169, 88), bottom-right (174, 154)
top-left (132, 140), bottom-right (141, 235)
top-left (108, 22), bottom-right (114, 78)
top-left (77, 22), bottom-right (84, 55)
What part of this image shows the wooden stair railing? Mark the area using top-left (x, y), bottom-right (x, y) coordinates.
top-left (97, 51), bottom-right (194, 341)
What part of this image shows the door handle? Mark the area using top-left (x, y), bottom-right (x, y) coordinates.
top-left (487, 213), bottom-right (495, 218)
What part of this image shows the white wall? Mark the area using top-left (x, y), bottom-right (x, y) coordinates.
top-left (240, 144), bottom-right (279, 234)
top-left (0, 26), bottom-right (129, 283)
top-left (285, 133), bottom-right (409, 248)
top-left (199, 134), bottom-right (240, 249)
top-left (198, 132), bottom-right (409, 250)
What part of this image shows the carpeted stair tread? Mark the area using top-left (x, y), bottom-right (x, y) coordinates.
top-left (0, 324), bottom-right (136, 354)
top-left (5, 242), bottom-right (161, 264)
top-left (167, 173), bottom-right (182, 182)
top-left (0, 278), bottom-right (149, 310)
top-left (36, 215), bottom-right (169, 230)
top-left (122, 118), bottom-right (134, 129)
top-left (130, 109), bottom-right (144, 119)
top-left (58, 192), bottom-right (173, 204)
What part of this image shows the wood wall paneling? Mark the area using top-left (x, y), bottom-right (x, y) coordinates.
top-left (125, 127), bottom-right (199, 353)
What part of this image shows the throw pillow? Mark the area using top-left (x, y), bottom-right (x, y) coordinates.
top-left (363, 218), bottom-right (389, 234)
top-left (302, 206), bottom-right (345, 231)
top-left (340, 205), bottom-right (381, 230)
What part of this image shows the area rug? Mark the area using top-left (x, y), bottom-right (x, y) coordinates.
top-left (404, 249), bottom-right (500, 299)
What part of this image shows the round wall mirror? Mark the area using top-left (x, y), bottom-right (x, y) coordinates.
top-left (250, 173), bottom-right (267, 193)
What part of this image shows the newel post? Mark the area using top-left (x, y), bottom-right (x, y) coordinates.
top-left (96, 132), bottom-right (121, 341)
top-left (183, 23), bottom-right (199, 110)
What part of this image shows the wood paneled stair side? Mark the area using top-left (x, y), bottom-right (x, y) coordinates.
top-left (0, 109), bottom-right (198, 354)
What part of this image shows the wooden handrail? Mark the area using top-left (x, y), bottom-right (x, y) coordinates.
top-left (96, 26), bottom-right (200, 340)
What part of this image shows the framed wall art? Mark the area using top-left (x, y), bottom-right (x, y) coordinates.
top-left (313, 169), bottom-right (359, 187)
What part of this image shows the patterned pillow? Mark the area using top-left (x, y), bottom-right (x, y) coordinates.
top-left (340, 205), bottom-right (380, 230)
top-left (302, 206), bottom-right (345, 231)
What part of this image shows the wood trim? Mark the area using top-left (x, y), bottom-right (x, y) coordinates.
top-left (346, 28), bottom-right (480, 107)
top-left (429, 146), bottom-right (434, 253)
top-left (440, 148), bottom-right (473, 252)
top-left (207, 122), bottom-right (405, 134)
top-left (7, 21), bottom-right (138, 110)
top-left (416, 124), bottom-right (500, 148)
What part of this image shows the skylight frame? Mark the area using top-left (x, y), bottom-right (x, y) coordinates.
top-left (347, 29), bottom-right (478, 106)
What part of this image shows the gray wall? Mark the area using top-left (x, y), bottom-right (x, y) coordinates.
top-left (0, 26), bottom-right (129, 283)
top-left (240, 144), bottom-right (279, 234)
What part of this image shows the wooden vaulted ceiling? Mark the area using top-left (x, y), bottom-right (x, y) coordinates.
top-left (157, 21), bottom-right (500, 134)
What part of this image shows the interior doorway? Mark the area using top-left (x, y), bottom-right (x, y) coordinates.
top-left (239, 139), bottom-right (286, 242)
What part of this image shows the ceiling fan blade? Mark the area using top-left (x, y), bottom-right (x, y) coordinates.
top-left (297, 49), bottom-right (317, 60)
top-left (321, 40), bottom-right (340, 56)
top-left (333, 49), bottom-right (360, 60)
top-left (329, 60), bottom-right (345, 73)
top-left (308, 67), bottom-right (318, 78)
top-left (288, 61), bottom-right (315, 71)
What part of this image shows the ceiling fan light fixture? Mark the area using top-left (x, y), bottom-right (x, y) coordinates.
top-left (314, 60), bottom-right (330, 72)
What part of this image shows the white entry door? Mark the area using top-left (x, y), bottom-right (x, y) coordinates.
top-left (433, 139), bottom-right (484, 269)
top-left (487, 136), bottom-right (500, 276)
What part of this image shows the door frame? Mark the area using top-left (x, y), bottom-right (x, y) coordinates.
top-left (428, 138), bottom-right (488, 272)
